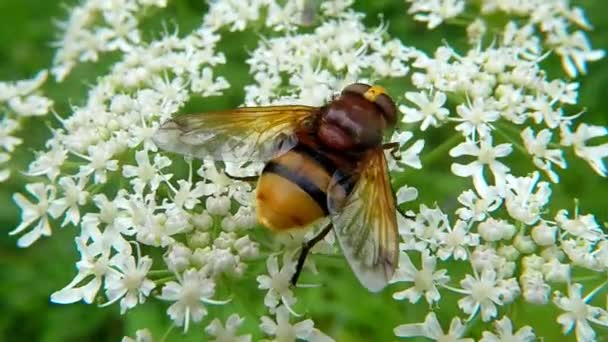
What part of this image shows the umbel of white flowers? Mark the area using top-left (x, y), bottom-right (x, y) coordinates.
top-left (4, 0), bottom-right (608, 341)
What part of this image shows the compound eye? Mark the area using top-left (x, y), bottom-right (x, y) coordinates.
top-left (342, 83), bottom-right (397, 127)
top-left (374, 93), bottom-right (397, 126)
top-left (342, 83), bottom-right (371, 97)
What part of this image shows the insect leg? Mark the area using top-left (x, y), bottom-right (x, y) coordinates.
top-left (291, 223), bottom-right (333, 286)
top-left (382, 142), bottom-right (401, 160)
top-left (224, 173), bottom-right (259, 182)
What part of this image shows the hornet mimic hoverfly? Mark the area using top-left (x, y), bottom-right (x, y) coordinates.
top-left (153, 83), bottom-right (400, 292)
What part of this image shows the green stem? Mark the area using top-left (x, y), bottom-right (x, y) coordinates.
top-left (149, 270), bottom-right (173, 277)
top-left (155, 276), bottom-right (176, 285)
top-left (159, 324), bottom-right (175, 342)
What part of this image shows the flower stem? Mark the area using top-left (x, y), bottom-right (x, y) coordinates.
top-left (159, 324), bottom-right (175, 342)
top-left (149, 270), bottom-right (173, 277)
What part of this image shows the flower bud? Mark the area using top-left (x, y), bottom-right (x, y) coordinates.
top-left (206, 195), bottom-right (230, 216)
top-left (478, 218), bottom-right (516, 242)
top-left (542, 260), bottom-right (570, 283)
top-left (192, 211), bottom-right (213, 230)
top-left (514, 234), bottom-right (536, 254)
top-left (497, 245), bottom-right (520, 261)
top-left (188, 231), bottom-right (210, 249)
top-left (531, 222), bottom-right (557, 246)
top-left (165, 243), bottom-right (192, 272)
top-left (234, 235), bottom-right (259, 259)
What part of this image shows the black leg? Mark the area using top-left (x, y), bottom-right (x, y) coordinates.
top-left (382, 142), bottom-right (401, 160)
top-left (291, 223), bottom-right (333, 286)
top-left (225, 173), bottom-right (258, 182)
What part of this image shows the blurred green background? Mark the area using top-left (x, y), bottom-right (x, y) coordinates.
top-left (1, 0), bottom-right (607, 341)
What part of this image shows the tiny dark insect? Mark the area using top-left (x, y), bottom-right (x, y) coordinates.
top-left (153, 83), bottom-right (400, 292)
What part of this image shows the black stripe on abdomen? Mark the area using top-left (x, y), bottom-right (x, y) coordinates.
top-left (291, 143), bottom-right (337, 175)
top-left (263, 161), bottom-right (329, 215)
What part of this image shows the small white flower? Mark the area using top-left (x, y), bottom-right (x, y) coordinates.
top-left (103, 254), bottom-right (156, 314)
top-left (168, 179), bottom-right (205, 211)
top-left (157, 269), bottom-right (220, 332)
top-left (256, 255), bottom-right (297, 311)
top-left (555, 209), bottom-right (603, 243)
top-left (520, 269), bottom-right (550, 304)
top-left (550, 30), bottom-right (605, 77)
top-left (396, 185), bottom-right (419, 205)
top-left (530, 222), bottom-right (557, 246)
top-left (455, 187), bottom-right (502, 222)
top-left (436, 220), bottom-right (479, 261)
top-left (458, 268), bottom-right (506, 321)
top-left (554, 283), bottom-right (608, 342)
top-left (400, 90), bottom-right (449, 130)
top-left (122, 149), bottom-right (172, 193)
top-left (409, 204), bottom-right (450, 251)
top-left (480, 315), bottom-right (535, 342)
top-left (453, 97), bottom-right (500, 139)
top-left (205, 314), bottom-right (251, 342)
top-left (389, 131), bottom-right (425, 171)
top-left (260, 306), bottom-right (333, 342)
top-left (406, 0), bottom-right (466, 29)
top-left (391, 250), bottom-right (449, 304)
top-left (541, 259), bottom-right (570, 283)
top-left (122, 328), bottom-right (153, 342)
top-left (450, 137), bottom-right (512, 195)
top-left (520, 127), bottom-right (566, 182)
top-left (477, 218), bottom-right (516, 242)
top-left (0, 118), bottom-right (22, 152)
top-left (51, 235), bottom-right (111, 304)
top-left (10, 183), bottom-right (64, 247)
top-left (53, 176), bottom-right (89, 226)
top-left (527, 95), bottom-right (562, 129)
top-left (394, 312), bottom-right (473, 341)
top-left (78, 143), bottom-right (119, 184)
top-left (560, 123), bottom-right (608, 176)
top-left (25, 142), bottom-right (67, 181)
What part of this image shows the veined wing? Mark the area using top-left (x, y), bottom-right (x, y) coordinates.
top-left (153, 106), bottom-right (319, 162)
top-left (327, 149), bottom-right (398, 292)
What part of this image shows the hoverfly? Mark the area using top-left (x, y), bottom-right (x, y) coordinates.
top-left (153, 83), bottom-right (399, 292)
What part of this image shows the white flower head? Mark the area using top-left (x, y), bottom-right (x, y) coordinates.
top-left (554, 283), bottom-right (608, 342)
top-left (400, 90), bottom-right (449, 130)
top-left (206, 314), bottom-right (251, 342)
top-left (504, 172), bottom-right (551, 226)
top-left (10, 183), bottom-right (64, 247)
top-left (458, 267), bottom-right (510, 322)
top-left (256, 255), bottom-right (297, 311)
top-left (103, 253), bottom-right (156, 314)
top-left (450, 136), bottom-right (512, 195)
top-left (395, 311), bottom-right (473, 341)
top-left (391, 250), bottom-right (449, 304)
top-left (480, 315), bottom-right (535, 342)
top-left (260, 306), bottom-right (333, 342)
top-left (158, 269), bottom-right (223, 332)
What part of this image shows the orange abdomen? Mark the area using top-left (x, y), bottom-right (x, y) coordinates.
top-left (256, 144), bottom-right (335, 231)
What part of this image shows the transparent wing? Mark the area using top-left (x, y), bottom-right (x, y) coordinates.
top-left (327, 149), bottom-right (398, 292)
top-left (153, 106), bottom-right (319, 162)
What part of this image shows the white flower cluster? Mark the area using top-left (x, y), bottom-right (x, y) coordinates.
top-left (0, 70), bottom-right (53, 182)
top-left (406, 0), bottom-right (604, 77)
top-left (245, 8), bottom-right (412, 106)
top-left (390, 1), bottom-right (608, 341)
top-left (51, 0), bottom-right (168, 81)
top-left (6, 0), bottom-right (608, 341)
